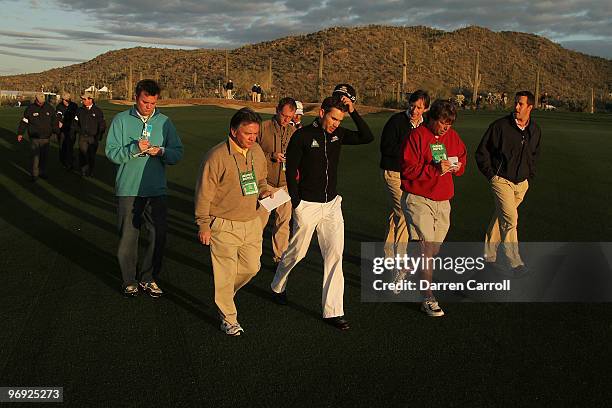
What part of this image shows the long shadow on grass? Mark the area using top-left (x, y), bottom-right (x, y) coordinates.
top-left (1, 128), bottom-right (338, 322)
top-left (0, 130), bottom-right (218, 321)
top-left (0, 159), bottom-right (224, 328)
top-left (2, 168), bottom-right (323, 324)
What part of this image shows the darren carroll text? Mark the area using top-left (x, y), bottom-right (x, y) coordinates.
top-left (373, 280), bottom-right (511, 292)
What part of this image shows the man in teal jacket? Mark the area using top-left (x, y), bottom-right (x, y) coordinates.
top-left (105, 79), bottom-right (184, 297)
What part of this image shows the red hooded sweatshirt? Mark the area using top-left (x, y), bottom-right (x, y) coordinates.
top-left (400, 125), bottom-right (466, 201)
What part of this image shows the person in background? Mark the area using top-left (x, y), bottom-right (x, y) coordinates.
top-left (290, 101), bottom-right (304, 129)
top-left (16, 92), bottom-right (59, 181)
top-left (70, 92), bottom-right (106, 177)
top-left (257, 97), bottom-right (297, 264)
top-left (56, 91), bottom-right (78, 170)
top-left (225, 80), bottom-right (234, 99)
top-left (379, 90), bottom-right (430, 284)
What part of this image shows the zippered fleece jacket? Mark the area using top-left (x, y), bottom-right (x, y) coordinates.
top-left (285, 110), bottom-right (374, 208)
top-left (475, 114), bottom-right (542, 183)
top-left (400, 125), bottom-right (467, 201)
top-left (105, 107), bottom-right (183, 197)
top-left (194, 140), bottom-right (268, 233)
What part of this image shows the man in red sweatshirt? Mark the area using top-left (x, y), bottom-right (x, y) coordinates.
top-left (400, 99), bottom-right (466, 317)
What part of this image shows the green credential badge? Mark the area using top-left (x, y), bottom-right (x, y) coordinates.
top-left (239, 169), bottom-right (259, 196)
top-left (430, 143), bottom-right (448, 163)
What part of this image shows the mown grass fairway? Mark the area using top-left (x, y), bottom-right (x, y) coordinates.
top-left (1, 102), bottom-right (611, 406)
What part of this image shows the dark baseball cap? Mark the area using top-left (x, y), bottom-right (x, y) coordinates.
top-left (332, 83), bottom-right (356, 103)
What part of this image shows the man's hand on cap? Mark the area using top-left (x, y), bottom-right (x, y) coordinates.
top-left (341, 96), bottom-right (355, 113)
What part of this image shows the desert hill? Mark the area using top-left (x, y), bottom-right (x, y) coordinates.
top-left (1, 25), bottom-right (610, 106)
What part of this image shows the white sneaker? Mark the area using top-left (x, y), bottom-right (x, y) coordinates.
top-left (421, 297), bottom-right (445, 317)
top-left (139, 281), bottom-right (163, 298)
top-left (220, 320), bottom-right (244, 336)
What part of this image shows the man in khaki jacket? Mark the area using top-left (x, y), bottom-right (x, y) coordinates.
top-left (257, 97), bottom-right (297, 263)
top-left (195, 108), bottom-right (272, 336)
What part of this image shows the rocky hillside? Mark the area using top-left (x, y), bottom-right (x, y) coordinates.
top-left (1, 25), bottom-right (610, 105)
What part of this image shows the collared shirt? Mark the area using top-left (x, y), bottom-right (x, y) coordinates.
top-left (135, 107), bottom-right (164, 154)
top-left (229, 137), bottom-right (248, 158)
top-left (136, 108), bottom-right (155, 123)
top-left (405, 111), bottom-right (424, 129)
top-left (513, 113), bottom-right (529, 131)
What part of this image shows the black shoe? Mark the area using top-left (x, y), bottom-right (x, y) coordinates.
top-left (271, 290), bottom-right (287, 305)
top-left (39, 174), bottom-right (48, 180)
top-left (30, 176), bottom-right (38, 182)
top-left (511, 265), bottom-right (530, 278)
top-left (323, 316), bottom-right (350, 330)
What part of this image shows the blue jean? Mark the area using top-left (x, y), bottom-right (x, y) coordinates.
top-left (117, 196), bottom-right (167, 287)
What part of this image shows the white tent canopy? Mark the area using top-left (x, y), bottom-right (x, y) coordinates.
top-left (98, 86), bottom-right (109, 92)
top-left (84, 85), bottom-right (96, 92)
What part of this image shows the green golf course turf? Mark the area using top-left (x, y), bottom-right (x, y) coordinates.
top-left (1, 102), bottom-right (611, 406)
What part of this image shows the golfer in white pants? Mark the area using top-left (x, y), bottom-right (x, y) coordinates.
top-left (270, 88), bottom-right (374, 330)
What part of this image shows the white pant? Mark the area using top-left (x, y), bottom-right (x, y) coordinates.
top-left (271, 196), bottom-right (345, 318)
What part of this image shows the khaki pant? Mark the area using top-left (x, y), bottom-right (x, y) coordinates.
top-left (484, 176), bottom-right (529, 268)
top-left (210, 217), bottom-right (263, 324)
top-left (271, 196), bottom-right (345, 318)
top-left (382, 170), bottom-right (410, 258)
top-left (259, 186), bottom-right (292, 262)
top-left (402, 193), bottom-right (451, 243)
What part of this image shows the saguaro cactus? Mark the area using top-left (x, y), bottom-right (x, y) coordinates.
top-left (268, 56), bottom-right (273, 96)
top-left (225, 50), bottom-right (229, 82)
top-left (318, 44), bottom-right (324, 102)
top-left (402, 40), bottom-right (407, 99)
top-left (471, 51), bottom-right (481, 105)
top-left (535, 67), bottom-right (540, 108)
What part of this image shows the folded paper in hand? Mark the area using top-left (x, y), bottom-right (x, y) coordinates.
top-left (259, 188), bottom-right (291, 212)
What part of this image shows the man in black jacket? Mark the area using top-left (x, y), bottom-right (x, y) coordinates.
top-left (225, 80), bottom-right (234, 99)
top-left (71, 92), bottom-right (106, 177)
top-left (17, 92), bottom-right (60, 181)
top-left (270, 91), bottom-right (374, 330)
top-left (379, 90), bottom-right (429, 270)
top-left (56, 91), bottom-right (79, 170)
top-left (475, 91), bottom-right (542, 273)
